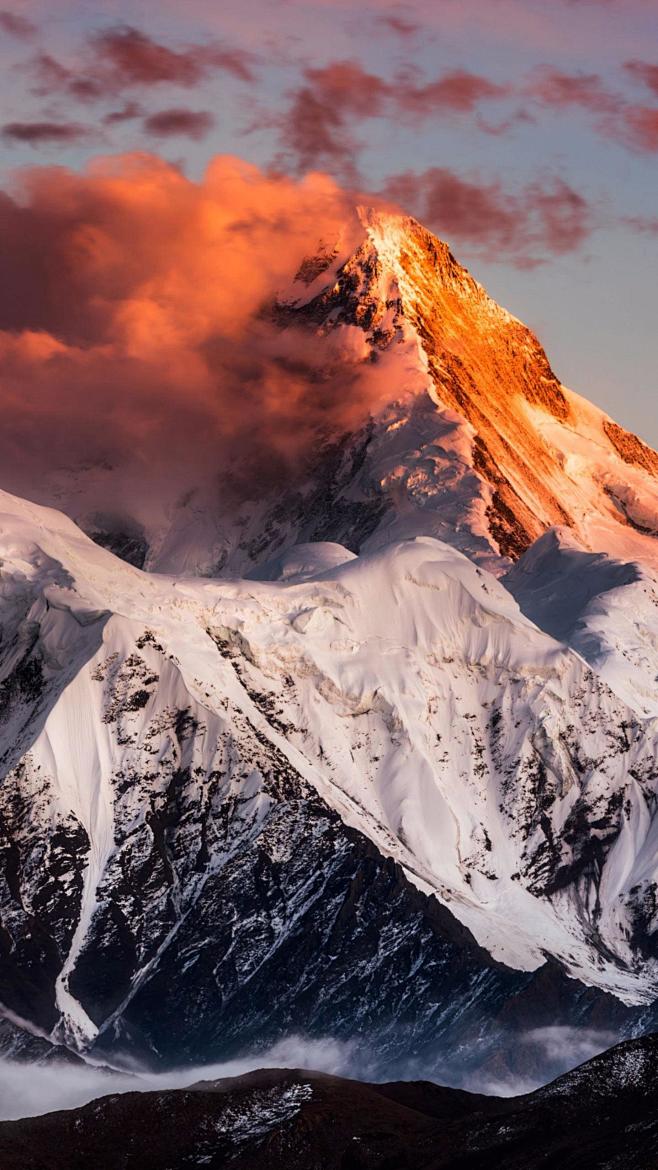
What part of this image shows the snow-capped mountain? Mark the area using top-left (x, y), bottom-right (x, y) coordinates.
top-left (0, 486), bottom-right (656, 1076)
top-left (271, 209), bottom-right (658, 572)
top-left (20, 207), bottom-right (658, 714)
top-left (0, 211), bottom-right (657, 1081)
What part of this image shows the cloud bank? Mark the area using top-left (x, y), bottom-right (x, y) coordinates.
top-left (0, 152), bottom-right (402, 520)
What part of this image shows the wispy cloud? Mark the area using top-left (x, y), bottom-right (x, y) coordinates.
top-left (29, 24), bottom-right (255, 105)
top-left (383, 167), bottom-right (592, 266)
top-left (0, 9), bottom-right (36, 38)
top-left (276, 59), bottom-right (509, 178)
top-left (2, 120), bottom-right (93, 144)
top-left (528, 65), bottom-right (658, 153)
top-left (0, 1036), bottom-right (358, 1121)
top-left (625, 59), bottom-right (658, 97)
top-left (142, 108), bottom-right (215, 139)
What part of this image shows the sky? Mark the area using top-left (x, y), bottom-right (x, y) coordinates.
top-left (0, 0), bottom-right (656, 446)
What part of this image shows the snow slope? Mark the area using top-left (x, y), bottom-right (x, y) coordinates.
top-left (190, 536), bottom-right (658, 998)
top-left (506, 528), bottom-right (658, 719)
top-left (0, 488), bottom-right (656, 1067)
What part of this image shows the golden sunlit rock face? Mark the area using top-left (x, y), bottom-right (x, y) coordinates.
top-left (287, 209), bottom-right (658, 569)
top-left (603, 420), bottom-right (658, 476)
top-left (395, 219), bottom-right (575, 557)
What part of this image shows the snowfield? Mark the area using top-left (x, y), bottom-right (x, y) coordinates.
top-left (0, 487), bottom-right (657, 1059)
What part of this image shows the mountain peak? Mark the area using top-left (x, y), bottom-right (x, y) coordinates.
top-left (280, 208), bottom-right (658, 572)
top-left (4, 206), bottom-right (656, 580)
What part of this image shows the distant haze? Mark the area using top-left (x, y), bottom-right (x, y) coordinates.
top-left (0, 1027), bottom-right (617, 1120)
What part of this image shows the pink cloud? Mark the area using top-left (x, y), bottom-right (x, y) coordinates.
top-left (91, 24), bottom-right (254, 85)
top-left (529, 67), bottom-right (618, 113)
top-left (30, 24), bottom-right (255, 105)
top-left (379, 13), bottom-right (419, 36)
top-left (394, 69), bottom-right (509, 116)
top-left (622, 105), bottom-right (658, 151)
top-left (625, 59), bottom-right (658, 97)
top-left (624, 213), bottom-right (658, 234)
top-left (142, 108), bottom-right (215, 139)
top-left (0, 9), bottom-right (36, 37)
top-left (2, 120), bottom-right (93, 144)
top-left (277, 59), bottom-right (509, 176)
top-left (383, 167), bottom-right (592, 266)
top-left (528, 66), bottom-right (658, 153)
top-left (102, 102), bottom-right (143, 126)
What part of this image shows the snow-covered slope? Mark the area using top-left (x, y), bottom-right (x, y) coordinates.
top-left (201, 537), bottom-right (658, 997)
top-left (505, 528), bottom-right (658, 719)
top-left (0, 487), bottom-right (657, 1073)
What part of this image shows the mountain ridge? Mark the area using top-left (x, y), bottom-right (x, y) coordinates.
top-left (1, 1032), bottom-right (657, 1168)
top-left (0, 485), bottom-right (656, 1075)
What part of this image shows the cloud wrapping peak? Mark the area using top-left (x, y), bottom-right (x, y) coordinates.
top-left (0, 153), bottom-right (396, 516)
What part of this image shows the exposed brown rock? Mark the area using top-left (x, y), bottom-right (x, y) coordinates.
top-left (603, 419), bottom-right (658, 477)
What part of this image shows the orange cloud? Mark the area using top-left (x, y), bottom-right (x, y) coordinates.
top-left (0, 153), bottom-right (388, 513)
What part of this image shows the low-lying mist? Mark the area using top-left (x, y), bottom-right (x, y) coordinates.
top-left (0, 1037), bottom-right (357, 1121)
top-left (0, 1026), bottom-right (620, 1121)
